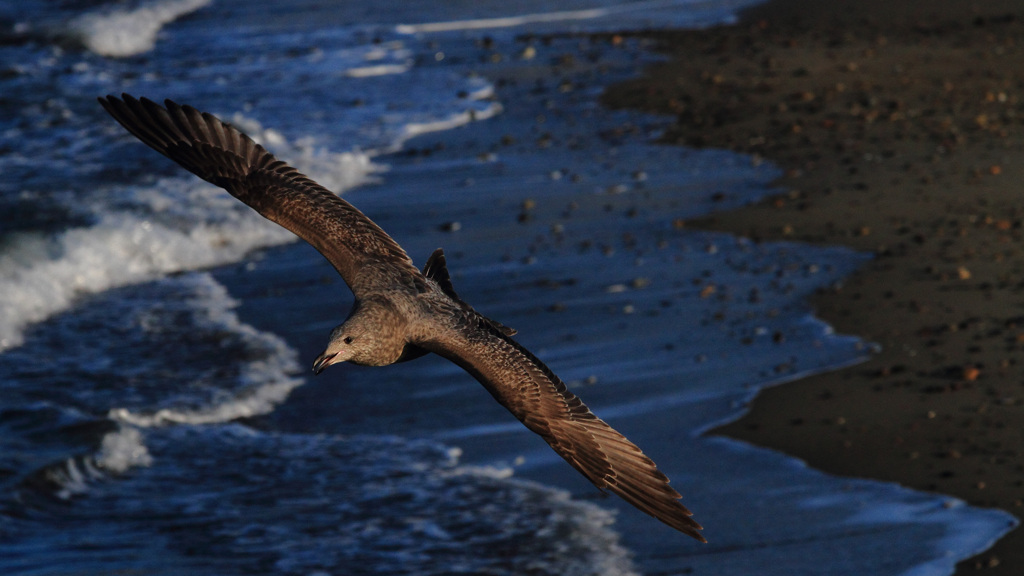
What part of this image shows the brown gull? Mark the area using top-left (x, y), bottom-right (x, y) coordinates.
top-left (99, 94), bottom-right (705, 542)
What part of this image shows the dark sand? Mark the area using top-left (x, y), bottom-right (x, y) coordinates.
top-left (603, 0), bottom-right (1024, 572)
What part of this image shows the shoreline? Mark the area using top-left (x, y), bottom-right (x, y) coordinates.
top-left (602, 0), bottom-right (1024, 572)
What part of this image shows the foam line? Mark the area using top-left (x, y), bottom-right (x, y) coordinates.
top-left (66, 0), bottom-right (212, 57)
top-left (0, 122), bottom-right (379, 353)
top-left (395, 0), bottom-right (697, 34)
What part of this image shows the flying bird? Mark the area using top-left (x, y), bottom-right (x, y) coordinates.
top-left (99, 94), bottom-right (705, 542)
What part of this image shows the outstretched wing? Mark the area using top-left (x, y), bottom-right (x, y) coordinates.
top-left (99, 94), bottom-right (420, 296)
top-left (425, 317), bottom-right (705, 542)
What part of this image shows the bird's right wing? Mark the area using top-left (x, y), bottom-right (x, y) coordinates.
top-left (99, 94), bottom-right (420, 296)
top-left (423, 318), bottom-right (705, 541)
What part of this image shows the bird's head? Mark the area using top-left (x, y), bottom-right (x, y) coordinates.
top-left (312, 303), bottom-right (404, 372)
top-left (312, 323), bottom-right (362, 374)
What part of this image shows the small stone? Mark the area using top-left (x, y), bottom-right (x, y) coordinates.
top-left (630, 277), bottom-right (651, 289)
top-left (963, 365), bottom-right (981, 381)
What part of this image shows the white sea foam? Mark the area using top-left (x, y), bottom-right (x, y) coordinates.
top-left (109, 366), bottom-right (302, 427)
top-left (48, 426), bottom-right (152, 499)
top-left (838, 497), bottom-right (1018, 576)
top-left (109, 273), bottom-right (304, 427)
top-left (35, 270), bottom-right (303, 496)
top-left (45, 272), bottom-right (305, 498)
top-left (395, 0), bottom-right (711, 34)
top-left (0, 128), bottom-right (379, 353)
top-left (110, 426), bottom-right (642, 576)
top-left (67, 0), bottom-right (212, 57)
top-left (304, 40), bottom-right (415, 79)
top-left (94, 426), bottom-right (154, 474)
top-left (398, 101), bottom-right (503, 147)
top-left (396, 7), bottom-right (610, 34)
top-left (0, 200), bottom-right (282, 352)
top-left (48, 457), bottom-right (102, 499)
top-left (227, 113), bottom-right (384, 192)
top-left (344, 63), bottom-right (412, 78)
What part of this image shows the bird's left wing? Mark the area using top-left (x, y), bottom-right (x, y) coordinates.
top-left (99, 94), bottom-right (420, 296)
top-left (423, 317), bottom-right (705, 542)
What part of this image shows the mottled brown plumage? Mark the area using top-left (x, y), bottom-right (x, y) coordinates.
top-left (100, 94), bottom-right (705, 541)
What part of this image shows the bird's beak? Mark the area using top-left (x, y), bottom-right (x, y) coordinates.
top-left (312, 351), bottom-right (338, 375)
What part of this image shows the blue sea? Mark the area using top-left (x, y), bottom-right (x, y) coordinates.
top-left (0, 0), bottom-right (1016, 574)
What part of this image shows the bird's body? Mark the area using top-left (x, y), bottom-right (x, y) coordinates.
top-left (100, 94), bottom-right (705, 542)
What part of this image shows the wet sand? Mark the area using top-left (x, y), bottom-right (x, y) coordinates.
top-left (603, 0), bottom-right (1024, 572)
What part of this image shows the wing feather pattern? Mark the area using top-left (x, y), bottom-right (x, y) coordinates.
top-left (99, 94), bottom-right (418, 296)
top-left (426, 317), bottom-right (705, 542)
top-left (101, 94), bottom-right (705, 541)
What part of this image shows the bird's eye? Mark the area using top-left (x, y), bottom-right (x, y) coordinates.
top-left (343, 336), bottom-right (353, 344)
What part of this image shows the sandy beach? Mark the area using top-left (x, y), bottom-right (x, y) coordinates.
top-left (604, 0), bottom-right (1024, 572)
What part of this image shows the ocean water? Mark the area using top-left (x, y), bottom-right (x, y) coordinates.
top-left (0, 0), bottom-right (1016, 574)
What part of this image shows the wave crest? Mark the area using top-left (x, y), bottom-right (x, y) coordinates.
top-left (66, 0), bottom-right (212, 58)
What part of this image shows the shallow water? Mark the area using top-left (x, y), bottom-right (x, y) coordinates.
top-left (0, 0), bottom-right (1015, 574)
